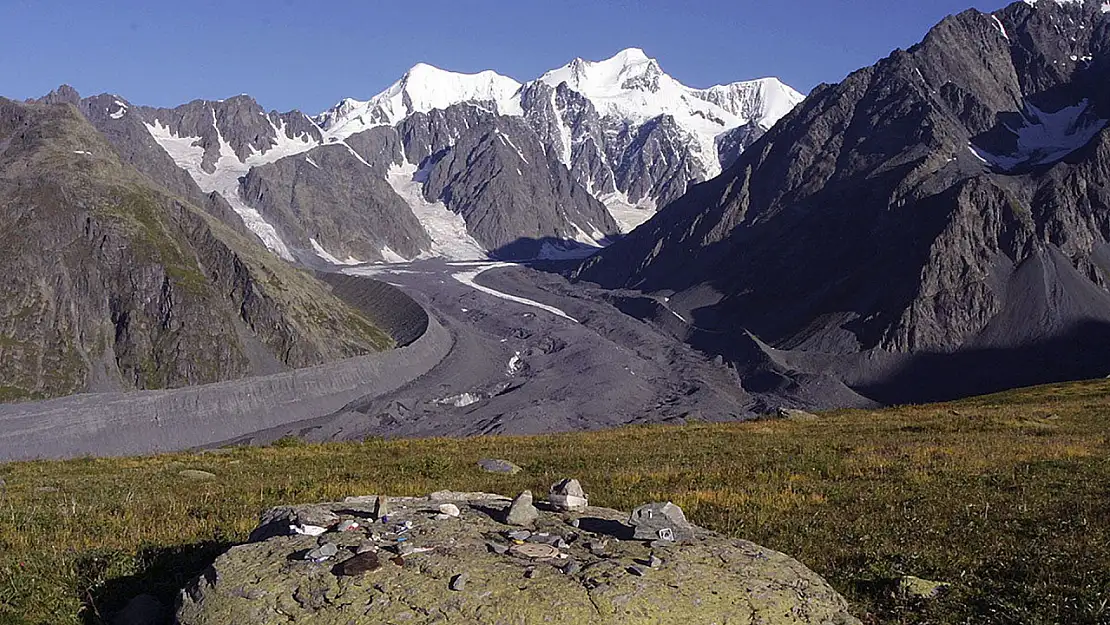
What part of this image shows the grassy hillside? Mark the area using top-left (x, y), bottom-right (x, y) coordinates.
top-left (1, 380), bottom-right (1108, 624)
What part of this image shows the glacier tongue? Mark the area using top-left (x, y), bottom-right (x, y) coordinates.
top-left (385, 161), bottom-right (488, 261)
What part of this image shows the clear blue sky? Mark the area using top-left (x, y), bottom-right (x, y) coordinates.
top-left (3, 0), bottom-right (1012, 114)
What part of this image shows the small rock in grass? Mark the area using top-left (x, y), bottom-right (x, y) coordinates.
top-left (895, 576), bottom-right (950, 600)
top-left (648, 554), bottom-right (663, 569)
top-left (477, 459), bottom-right (522, 475)
top-left (178, 469), bottom-right (216, 481)
top-left (449, 572), bottom-right (469, 591)
top-left (628, 565), bottom-right (647, 577)
top-left (561, 561), bottom-right (581, 575)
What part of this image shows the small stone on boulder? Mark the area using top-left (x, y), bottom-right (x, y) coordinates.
top-left (629, 502), bottom-right (693, 542)
top-left (505, 490), bottom-right (538, 526)
top-left (336, 551), bottom-right (381, 576)
top-left (549, 478), bottom-right (588, 511)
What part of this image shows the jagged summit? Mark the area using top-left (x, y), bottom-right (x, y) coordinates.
top-left (315, 63), bottom-right (522, 139)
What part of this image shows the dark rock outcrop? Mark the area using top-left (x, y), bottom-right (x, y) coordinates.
top-left (577, 0), bottom-right (1110, 404)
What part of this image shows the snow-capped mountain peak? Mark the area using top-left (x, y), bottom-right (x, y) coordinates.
top-left (540, 47), bottom-right (665, 95)
top-left (316, 63), bottom-right (522, 140)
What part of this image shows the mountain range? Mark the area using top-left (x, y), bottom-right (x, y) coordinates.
top-left (62, 49), bottom-right (802, 264)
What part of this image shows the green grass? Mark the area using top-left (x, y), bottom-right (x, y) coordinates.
top-left (1, 380), bottom-right (1108, 624)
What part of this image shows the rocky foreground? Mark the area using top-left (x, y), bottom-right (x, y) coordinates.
top-left (175, 484), bottom-right (859, 624)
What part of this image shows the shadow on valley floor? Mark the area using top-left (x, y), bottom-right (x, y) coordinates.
top-left (611, 291), bottom-right (1110, 407)
top-left (853, 320), bottom-right (1110, 405)
top-left (77, 540), bottom-right (232, 625)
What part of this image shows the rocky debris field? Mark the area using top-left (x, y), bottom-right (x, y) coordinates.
top-left (177, 484), bottom-right (860, 624)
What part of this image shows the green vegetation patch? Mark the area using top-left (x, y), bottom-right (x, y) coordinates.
top-left (1, 379), bottom-right (1107, 624)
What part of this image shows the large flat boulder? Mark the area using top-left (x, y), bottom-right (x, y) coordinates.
top-left (176, 491), bottom-right (859, 624)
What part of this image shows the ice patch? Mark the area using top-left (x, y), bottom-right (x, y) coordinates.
top-left (507, 351), bottom-right (523, 375)
top-left (72, 150), bottom-right (91, 155)
top-left (600, 191), bottom-right (657, 233)
top-left (990, 15), bottom-right (1010, 41)
top-left (452, 263), bottom-right (578, 322)
top-left (436, 392), bottom-right (483, 407)
top-left (969, 99), bottom-right (1107, 171)
top-left (305, 156), bottom-right (319, 168)
top-left (309, 238), bottom-right (362, 265)
top-left (109, 100), bottom-right (127, 119)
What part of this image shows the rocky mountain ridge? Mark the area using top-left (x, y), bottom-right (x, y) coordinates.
top-left (0, 96), bottom-right (395, 402)
top-left (576, 0), bottom-right (1110, 404)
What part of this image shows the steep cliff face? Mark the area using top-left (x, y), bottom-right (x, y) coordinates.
top-left (577, 0), bottom-right (1110, 402)
top-left (0, 99), bottom-right (393, 402)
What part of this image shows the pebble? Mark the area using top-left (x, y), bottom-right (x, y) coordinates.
top-left (524, 567), bottom-right (537, 579)
top-left (305, 542), bottom-right (339, 561)
top-left (336, 551), bottom-right (381, 576)
top-left (505, 490), bottom-right (539, 527)
top-left (437, 503), bottom-right (461, 518)
top-left (486, 542), bottom-right (509, 555)
top-left (561, 561), bottom-right (581, 575)
top-left (449, 573), bottom-right (469, 591)
top-left (648, 554), bottom-right (664, 569)
top-left (568, 518), bottom-right (581, 528)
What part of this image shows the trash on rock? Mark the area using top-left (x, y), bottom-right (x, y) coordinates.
top-left (549, 478), bottom-right (588, 511)
top-left (336, 520), bottom-right (360, 532)
top-left (291, 524), bottom-right (328, 537)
top-left (629, 502), bottom-right (694, 542)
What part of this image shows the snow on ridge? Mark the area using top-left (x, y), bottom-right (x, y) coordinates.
top-left (969, 99), bottom-right (1108, 171)
top-left (316, 63), bottom-right (522, 141)
top-left (109, 99), bottom-right (128, 119)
